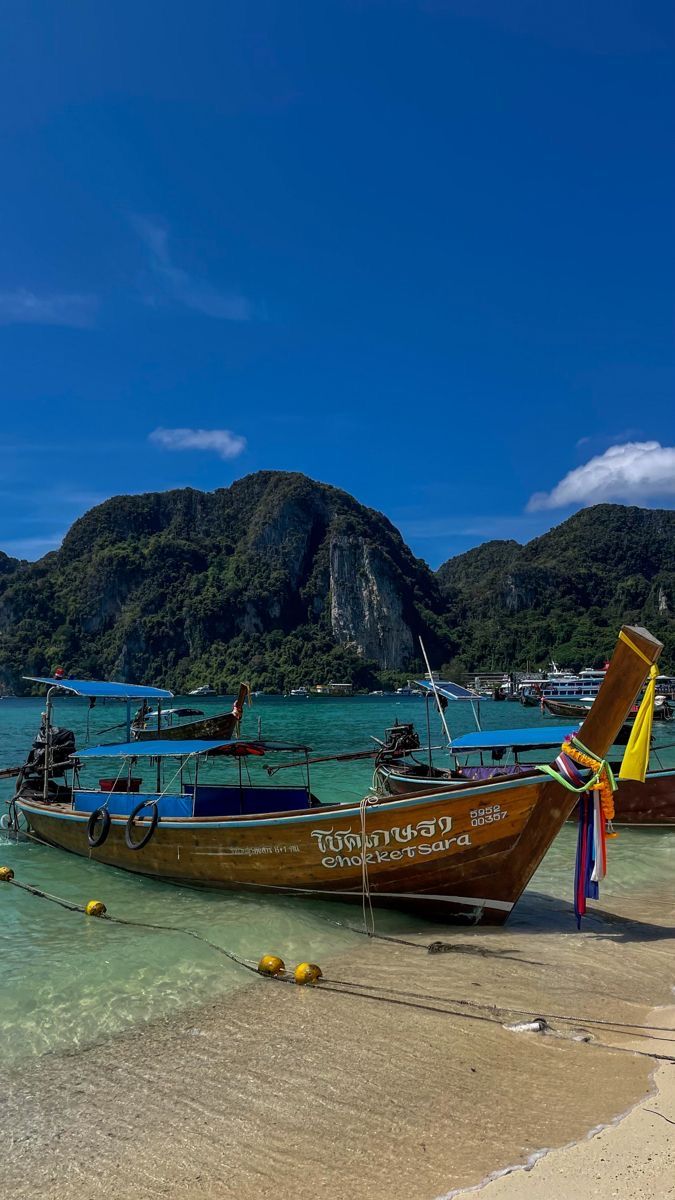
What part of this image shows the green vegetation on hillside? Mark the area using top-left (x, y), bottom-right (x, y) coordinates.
top-left (437, 505), bottom-right (675, 672)
top-left (0, 479), bottom-right (672, 694)
top-left (0, 472), bottom-right (444, 693)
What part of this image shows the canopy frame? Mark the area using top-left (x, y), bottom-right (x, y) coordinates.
top-left (25, 677), bottom-right (175, 792)
top-left (75, 738), bottom-right (312, 760)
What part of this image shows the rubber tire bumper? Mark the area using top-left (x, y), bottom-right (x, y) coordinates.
top-left (125, 800), bottom-right (159, 851)
top-left (87, 807), bottom-right (111, 848)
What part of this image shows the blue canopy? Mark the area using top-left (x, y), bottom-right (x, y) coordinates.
top-left (417, 680), bottom-right (481, 701)
top-left (24, 677), bottom-right (173, 700)
top-left (451, 725), bottom-right (580, 752)
top-left (77, 739), bottom-right (236, 758)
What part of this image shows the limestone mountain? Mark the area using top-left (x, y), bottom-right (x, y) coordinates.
top-left (1, 484), bottom-right (673, 693)
top-left (0, 472), bottom-right (445, 693)
top-left (437, 505), bottom-right (675, 670)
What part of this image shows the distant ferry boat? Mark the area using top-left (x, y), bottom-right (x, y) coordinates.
top-left (518, 663), bottom-right (608, 705)
top-left (289, 686), bottom-right (309, 697)
top-left (542, 668), bottom-right (607, 700)
top-left (188, 685), bottom-right (216, 696)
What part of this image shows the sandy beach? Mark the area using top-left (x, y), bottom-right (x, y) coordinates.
top-left (5, 888), bottom-right (674, 1200)
top-left (478, 1019), bottom-right (675, 1200)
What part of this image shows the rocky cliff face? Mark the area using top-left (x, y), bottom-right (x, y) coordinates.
top-left (329, 536), bottom-right (414, 668)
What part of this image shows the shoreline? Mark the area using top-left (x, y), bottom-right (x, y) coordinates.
top-left (6, 895), bottom-right (675, 1200)
top-left (456, 1006), bottom-right (675, 1200)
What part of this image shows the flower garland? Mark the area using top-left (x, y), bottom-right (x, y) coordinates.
top-left (561, 739), bottom-right (615, 821)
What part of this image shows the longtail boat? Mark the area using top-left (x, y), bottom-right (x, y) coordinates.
top-left (131, 683), bottom-right (249, 744)
top-left (9, 626), bottom-right (662, 922)
top-left (374, 724), bottom-right (675, 826)
top-left (542, 694), bottom-right (672, 723)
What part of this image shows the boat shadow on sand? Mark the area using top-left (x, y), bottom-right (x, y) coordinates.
top-left (505, 888), bottom-right (675, 944)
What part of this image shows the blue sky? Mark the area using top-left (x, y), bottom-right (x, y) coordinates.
top-left (1, 0), bottom-right (673, 567)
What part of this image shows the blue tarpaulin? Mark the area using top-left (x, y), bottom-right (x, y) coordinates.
top-left (73, 791), bottom-right (193, 818)
top-left (24, 677), bottom-right (173, 700)
top-left (77, 739), bottom-right (237, 758)
top-left (451, 725), bottom-right (580, 752)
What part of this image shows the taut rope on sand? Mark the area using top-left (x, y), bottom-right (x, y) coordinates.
top-left (2, 870), bottom-right (674, 1061)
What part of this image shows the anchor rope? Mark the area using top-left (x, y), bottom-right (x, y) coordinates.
top-left (5, 877), bottom-right (261, 973)
top-left (4, 876), bottom-right (674, 1059)
top-left (359, 793), bottom-right (378, 937)
top-left (295, 980), bottom-right (675, 1062)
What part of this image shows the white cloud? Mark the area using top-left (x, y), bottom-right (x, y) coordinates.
top-left (132, 216), bottom-right (253, 321)
top-left (0, 289), bottom-right (98, 328)
top-left (527, 441), bottom-right (675, 511)
top-left (149, 427), bottom-right (247, 460)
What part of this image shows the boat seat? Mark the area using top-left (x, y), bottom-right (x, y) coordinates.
top-left (459, 765), bottom-right (533, 782)
top-left (73, 791), bottom-right (193, 818)
top-left (186, 784), bottom-right (316, 817)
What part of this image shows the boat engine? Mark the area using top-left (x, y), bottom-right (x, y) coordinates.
top-left (15, 718), bottom-right (76, 801)
top-left (380, 721), bottom-right (421, 757)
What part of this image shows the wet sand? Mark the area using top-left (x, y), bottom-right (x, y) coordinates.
top-left (5, 889), bottom-right (675, 1200)
top-left (478, 1011), bottom-right (675, 1200)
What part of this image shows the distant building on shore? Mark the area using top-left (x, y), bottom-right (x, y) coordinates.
top-left (472, 671), bottom-right (510, 695)
top-left (310, 681), bottom-right (353, 696)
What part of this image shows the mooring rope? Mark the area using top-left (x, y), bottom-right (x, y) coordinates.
top-left (313, 974), bottom-right (675, 1040)
top-left (3, 874), bottom-right (674, 1061)
top-left (6, 877), bottom-right (261, 974)
top-left (359, 793), bottom-right (378, 937)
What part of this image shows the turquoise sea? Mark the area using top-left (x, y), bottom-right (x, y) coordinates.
top-left (2, 692), bottom-right (674, 1067)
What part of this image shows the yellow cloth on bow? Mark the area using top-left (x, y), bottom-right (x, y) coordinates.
top-left (619, 664), bottom-right (657, 783)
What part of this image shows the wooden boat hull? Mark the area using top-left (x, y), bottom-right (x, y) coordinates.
top-left (133, 711), bottom-right (238, 743)
top-left (374, 762), bottom-right (525, 797)
top-left (541, 699), bottom-right (632, 743)
top-left (134, 684), bottom-right (249, 745)
top-left (18, 773), bottom-right (576, 924)
top-left (610, 771), bottom-right (675, 826)
top-left (541, 698), bottom-right (590, 720)
top-left (375, 762), bottom-right (675, 826)
top-left (543, 696), bottom-right (671, 724)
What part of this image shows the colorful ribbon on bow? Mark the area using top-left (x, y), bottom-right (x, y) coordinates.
top-left (539, 736), bottom-right (616, 927)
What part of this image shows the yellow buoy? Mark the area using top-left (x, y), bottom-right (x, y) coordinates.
top-left (258, 954), bottom-right (285, 977)
top-left (0, 866), bottom-right (15, 882)
top-left (294, 962), bottom-right (322, 986)
top-left (85, 900), bottom-right (107, 917)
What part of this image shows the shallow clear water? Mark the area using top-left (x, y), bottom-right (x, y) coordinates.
top-left (2, 692), bottom-right (674, 1066)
